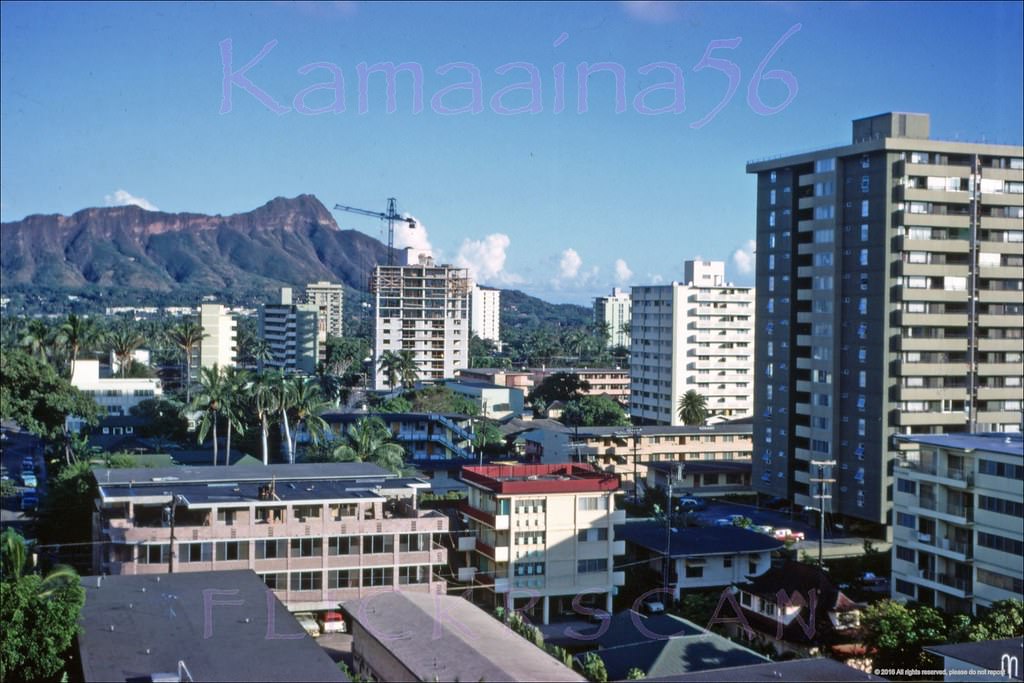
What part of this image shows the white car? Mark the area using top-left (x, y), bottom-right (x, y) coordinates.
top-left (641, 598), bottom-right (666, 614)
top-left (294, 612), bottom-right (320, 637)
top-left (713, 518), bottom-right (733, 527)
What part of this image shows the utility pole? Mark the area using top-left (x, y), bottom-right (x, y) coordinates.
top-left (629, 425), bottom-right (641, 502)
top-left (663, 462), bottom-right (684, 601)
top-left (165, 495), bottom-right (179, 574)
top-left (809, 461), bottom-right (836, 567)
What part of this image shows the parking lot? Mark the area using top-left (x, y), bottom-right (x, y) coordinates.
top-left (1, 425), bottom-right (45, 530)
top-left (688, 500), bottom-right (830, 542)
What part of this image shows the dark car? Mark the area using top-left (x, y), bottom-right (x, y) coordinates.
top-left (763, 496), bottom-right (791, 511)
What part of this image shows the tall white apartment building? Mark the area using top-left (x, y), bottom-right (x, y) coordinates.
top-left (630, 260), bottom-right (755, 426)
top-left (370, 252), bottom-right (471, 388)
top-left (199, 303), bottom-right (236, 371)
top-left (67, 359), bottom-right (162, 431)
top-left (305, 281), bottom-right (344, 361)
top-left (470, 285), bottom-right (501, 343)
top-left (594, 287), bottom-right (632, 348)
top-left (260, 287), bottom-right (320, 375)
top-left (892, 433), bottom-right (1023, 616)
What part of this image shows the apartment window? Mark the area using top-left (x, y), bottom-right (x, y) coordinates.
top-left (859, 249), bottom-right (869, 266)
top-left (139, 544), bottom-right (170, 565)
top-left (255, 540), bottom-right (287, 559)
top-left (858, 371), bottom-right (867, 389)
top-left (857, 323), bottom-right (867, 339)
top-left (293, 505), bottom-right (321, 521)
top-left (770, 171), bottom-right (777, 183)
top-left (861, 200), bottom-right (869, 217)
top-left (978, 495), bottom-right (1024, 518)
top-left (399, 533), bottom-right (430, 552)
top-left (261, 573), bottom-right (287, 590)
top-left (860, 176), bottom-right (870, 193)
top-left (768, 211), bottom-right (776, 227)
top-left (978, 532), bottom-right (1024, 556)
top-left (977, 568), bottom-right (1024, 594)
top-left (362, 535), bottom-right (395, 554)
top-left (860, 224), bottom-right (869, 241)
top-left (895, 579), bottom-right (916, 597)
top-left (979, 460), bottom-right (1024, 480)
top-left (857, 418), bottom-right (866, 437)
top-left (290, 571), bottom-right (323, 591)
top-left (362, 567), bottom-right (394, 587)
top-left (861, 155), bottom-right (871, 169)
top-left (328, 569), bottom-right (358, 589)
top-left (896, 479), bottom-right (916, 494)
top-left (813, 252), bottom-right (834, 267)
top-left (768, 254), bottom-right (775, 271)
top-left (578, 528), bottom-right (609, 542)
top-left (770, 189), bottom-right (777, 205)
top-left (814, 205), bottom-right (834, 220)
top-left (577, 559), bottom-right (608, 573)
top-left (814, 229), bottom-right (834, 244)
top-left (749, 560), bottom-right (758, 574)
top-left (256, 506), bottom-right (286, 524)
top-left (578, 496), bottom-right (606, 511)
top-left (685, 565), bottom-right (704, 578)
top-left (815, 158), bottom-right (835, 173)
top-left (217, 508), bottom-right (244, 525)
top-left (858, 298), bottom-right (867, 315)
top-left (858, 348), bottom-right (867, 363)
top-left (723, 557), bottom-right (733, 568)
top-left (896, 512), bottom-right (915, 528)
top-left (328, 536), bottom-right (359, 555)
top-left (179, 542), bottom-right (212, 563)
top-left (290, 538), bottom-right (322, 558)
top-left (399, 565), bottom-right (430, 585)
top-left (215, 541), bottom-right (249, 562)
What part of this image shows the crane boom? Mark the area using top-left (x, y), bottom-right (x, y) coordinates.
top-left (333, 197), bottom-right (416, 266)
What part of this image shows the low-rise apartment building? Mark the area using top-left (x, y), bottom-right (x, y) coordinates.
top-left (891, 433), bottom-right (1023, 616)
top-left (533, 367), bottom-right (631, 405)
top-left (92, 463), bottom-right (448, 612)
top-left (445, 379), bottom-right (525, 419)
top-left (458, 367), bottom-right (535, 394)
top-left (572, 420), bottom-right (753, 492)
top-left (67, 359), bottom-right (162, 431)
top-left (458, 463), bottom-right (626, 624)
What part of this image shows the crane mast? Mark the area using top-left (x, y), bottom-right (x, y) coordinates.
top-left (333, 197), bottom-right (416, 266)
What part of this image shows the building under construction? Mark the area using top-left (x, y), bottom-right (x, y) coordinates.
top-left (370, 249), bottom-right (471, 389)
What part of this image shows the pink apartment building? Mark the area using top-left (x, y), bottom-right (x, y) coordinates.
top-left (92, 463), bottom-right (449, 612)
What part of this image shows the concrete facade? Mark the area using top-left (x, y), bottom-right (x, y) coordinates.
top-left (595, 287), bottom-right (632, 349)
top-left (91, 464), bottom-right (448, 612)
top-left (748, 112), bottom-right (1024, 525)
top-left (470, 285), bottom-right (501, 343)
top-left (67, 359), bottom-right (162, 431)
top-left (459, 464), bottom-right (626, 625)
top-left (199, 303), bottom-right (236, 371)
top-left (371, 254), bottom-right (471, 388)
top-left (891, 433), bottom-right (1023, 617)
top-left (260, 287), bottom-right (320, 375)
top-left (630, 260), bottom-right (755, 425)
top-left (305, 280), bottom-right (344, 361)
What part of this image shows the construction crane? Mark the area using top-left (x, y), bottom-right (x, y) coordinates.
top-left (333, 197), bottom-right (416, 266)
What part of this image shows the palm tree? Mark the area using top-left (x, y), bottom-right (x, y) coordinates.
top-left (677, 389), bottom-right (709, 426)
top-left (396, 350), bottom-right (419, 390)
top-left (314, 363), bottom-right (344, 408)
top-left (377, 350), bottom-right (402, 391)
top-left (274, 373), bottom-right (298, 464)
top-left (250, 371), bottom-right (281, 466)
top-left (288, 377), bottom-right (331, 460)
top-left (1, 528), bottom-right (79, 598)
top-left (331, 416), bottom-right (406, 474)
top-left (563, 329), bottom-right (589, 362)
top-left (108, 325), bottom-right (144, 378)
top-left (58, 313), bottom-right (102, 379)
top-left (168, 320), bottom-right (206, 404)
top-left (19, 318), bottom-right (54, 363)
top-left (190, 364), bottom-right (227, 466)
top-left (220, 366), bottom-right (251, 465)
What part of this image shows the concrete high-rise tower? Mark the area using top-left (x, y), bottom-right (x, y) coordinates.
top-left (747, 112), bottom-right (1023, 528)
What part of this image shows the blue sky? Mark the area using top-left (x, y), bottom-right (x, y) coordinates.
top-left (2, 1), bottom-right (1022, 304)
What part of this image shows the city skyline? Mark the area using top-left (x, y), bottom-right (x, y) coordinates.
top-left (1, 1), bottom-right (1022, 304)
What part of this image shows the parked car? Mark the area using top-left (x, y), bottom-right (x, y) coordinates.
top-left (713, 518), bottom-right (733, 527)
top-left (20, 473), bottom-right (37, 489)
top-left (641, 598), bottom-right (666, 614)
top-left (773, 528), bottom-right (805, 542)
top-left (21, 457), bottom-right (35, 471)
top-left (752, 525), bottom-right (775, 536)
top-left (678, 497), bottom-right (706, 511)
top-left (317, 611), bottom-right (346, 634)
top-left (294, 612), bottom-right (320, 637)
top-left (21, 492), bottom-right (39, 511)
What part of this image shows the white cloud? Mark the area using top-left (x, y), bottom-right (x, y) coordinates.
top-left (104, 189), bottom-right (158, 211)
top-left (647, 273), bottom-right (664, 285)
top-left (558, 248), bottom-right (583, 279)
top-left (393, 214), bottom-right (434, 260)
top-left (455, 233), bottom-right (522, 285)
top-left (614, 258), bottom-right (633, 284)
top-left (620, 0), bottom-right (681, 23)
top-left (732, 239), bottom-right (757, 275)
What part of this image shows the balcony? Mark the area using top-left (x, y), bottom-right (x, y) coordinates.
top-left (612, 540), bottom-right (626, 556)
top-left (896, 460), bottom-right (973, 488)
top-left (896, 411), bottom-right (968, 427)
top-left (457, 535), bottom-right (477, 552)
top-left (920, 570), bottom-right (972, 597)
top-left (457, 566), bottom-right (477, 582)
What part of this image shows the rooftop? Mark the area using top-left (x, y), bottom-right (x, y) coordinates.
top-left (617, 522), bottom-right (783, 558)
top-left (462, 463), bottom-right (620, 494)
top-left (646, 461), bottom-right (752, 476)
top-left (897, 432), bottom-right (1024, 458)
top-left (77, 570), bottom-right (347, 683)
top-left (647, 657), bottom-right (883, 682)
top-left (346, 591), bottom-right (585, 682)
top-left (577, 422), bottom-right (753, 439)
top-left (925, 637), bottom-right (1024, 677)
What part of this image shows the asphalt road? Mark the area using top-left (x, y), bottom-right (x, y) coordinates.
top-left (687, 500), bottom-right (848, 543)
top-left (0, 424), bottom-right (45, 531)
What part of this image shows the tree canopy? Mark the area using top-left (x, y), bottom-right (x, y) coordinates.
top-left (562, 395), bottom-right (629, 427)
top-left (529, 372), bottom-right (591, 407)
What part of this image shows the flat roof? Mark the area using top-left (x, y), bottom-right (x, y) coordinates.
top-left (77, 570), bottom-right (347, 682)
top-left (897, 432), bottom-right (1023, 458)
top-left (926, 637), bottom-right (1024, 676)
top-left (617, 522), bottom-right (783, 558)
top-left (462, 463), bottom-right (620, 494)
top-left (578, 423), bottom-right (753, 438)
top-left (648, 657), bottom-right (884, 682)
top-left (93, 462), bottom-right (395, 486)
top-left (346, 591), bottom-right (585, 682)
